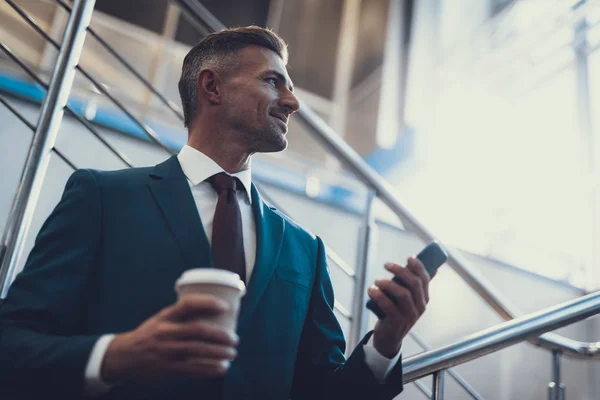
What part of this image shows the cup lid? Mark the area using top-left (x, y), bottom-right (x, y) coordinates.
top-left (175, 269), bottom-right (246, 294)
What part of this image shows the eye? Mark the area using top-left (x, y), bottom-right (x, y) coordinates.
top-left (265, 77), bottom-right (277, 86)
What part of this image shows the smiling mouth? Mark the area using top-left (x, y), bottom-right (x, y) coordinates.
top-left (271, 114), bottom-right (288, 124)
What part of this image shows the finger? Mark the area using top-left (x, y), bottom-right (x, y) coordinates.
top-left (375, 279), bottom-right (423, 318)
top-left (368, 285), bottom-right (412, 322)
top-left (161, 341), bottom-right (237, 361)
top-left (159, 321), bottom-right (239, 346)
top-left (168, 358), bottom-right (231, 377)
top-left (384, 263), bottom-right (428, 311)
top-left (406, 257), bottom-right (431, 303)
top-left (161, 295), bottom-right (229, 322)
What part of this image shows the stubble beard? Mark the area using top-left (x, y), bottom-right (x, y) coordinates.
top-left (225, 106), bottom-right (288, 154)
top-left (240, 119), bottom-right (288, 154)
top-left (256, 119), bottom-right (288, 153)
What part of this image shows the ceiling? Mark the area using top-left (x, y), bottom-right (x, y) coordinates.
top-left (94, 0), bottom-right (394, 100)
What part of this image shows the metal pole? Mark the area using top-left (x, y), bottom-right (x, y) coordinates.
top-left (413, 380), bottom-right (433, 399)
top-left (348, 190), bottom-right (377, 351)
top-left (409, 332), bottom-right (485, 400)
top-left (432, 370), bottom-right (445, 400)
top-left (172, 0), bottom-right (226, 33)
top-left (0, 0), bottom-right (96, 297)
top-left (548, 350), bottom-right (566, 400)
top-left (552, 351), bottom-right (561, 394)
top-left (403, 291), bottom-right (600, 382)
top-left (548, 383), bottom-right (566, 400)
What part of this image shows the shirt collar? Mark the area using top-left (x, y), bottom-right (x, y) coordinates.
top-left (177, 144), bottom-right (253, 204)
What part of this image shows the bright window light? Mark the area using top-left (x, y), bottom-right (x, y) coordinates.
top-left (399, 0), bottom-right (599, 289)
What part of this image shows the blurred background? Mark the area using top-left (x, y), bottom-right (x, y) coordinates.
top-left (1, 0), bottom-right (600, 399)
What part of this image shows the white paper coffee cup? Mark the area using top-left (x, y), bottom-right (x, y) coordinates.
top-left (174, 269), bottom-right (246, 332)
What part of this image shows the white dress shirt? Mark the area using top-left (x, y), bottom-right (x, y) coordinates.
top-left (84, 145), bottom-right (400, 395)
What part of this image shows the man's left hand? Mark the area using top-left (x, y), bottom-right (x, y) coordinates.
top-left (368, 257), bottom-right (433, 358)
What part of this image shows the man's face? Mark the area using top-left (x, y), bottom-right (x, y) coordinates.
top-left (220, 46), bottom-right (300, 153)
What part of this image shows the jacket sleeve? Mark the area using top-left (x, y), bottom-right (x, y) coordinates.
top-left (290, 236), bottom-right (404, 400)
top-left (0, 169), bottom-right (104, 397)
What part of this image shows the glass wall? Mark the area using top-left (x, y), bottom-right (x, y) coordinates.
top-left (401, 0), bottom-right (600, 289)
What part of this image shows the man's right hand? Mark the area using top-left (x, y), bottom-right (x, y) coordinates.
top-left (101, 295), bottom-right (239, 384)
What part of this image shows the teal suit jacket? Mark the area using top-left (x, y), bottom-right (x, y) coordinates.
top-left (0, 156), bottom-right (404, 399)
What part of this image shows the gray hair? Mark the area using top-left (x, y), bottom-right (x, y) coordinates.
top-left (178, 26), bottom-right (289, 128)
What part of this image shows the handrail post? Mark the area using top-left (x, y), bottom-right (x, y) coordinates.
top-left (409, 332), bottom-right (485, 400)
top-left (548, 350), bottom-right (566, 400)
top-left (433, 370), bottom-right (445, 400)
top-left (348, 190), bottom-right (377, 351)
top-left (0, 0), bottom-right (96, 297)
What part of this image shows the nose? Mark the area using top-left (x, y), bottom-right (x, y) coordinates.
top-left (280, 89), bottom-right (300, 115)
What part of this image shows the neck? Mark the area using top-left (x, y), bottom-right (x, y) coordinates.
top-left (187, 125), bottom-right (252, 173)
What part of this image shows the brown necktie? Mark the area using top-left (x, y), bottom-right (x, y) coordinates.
top-left (208, 172), bottom-right (246, 283)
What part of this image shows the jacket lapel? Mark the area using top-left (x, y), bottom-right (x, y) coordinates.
top-left (147, 156), bottom-right (213, 271)
top-left (237, 184), bottom-right (285, 336)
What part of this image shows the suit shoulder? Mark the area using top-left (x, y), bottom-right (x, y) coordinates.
top-left (80, 165), bottom-right (155, 188)
top-left (268, 206), bottom-right (317, 242)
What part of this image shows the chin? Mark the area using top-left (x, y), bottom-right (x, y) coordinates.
top-left (259, 137), bottom-right (288, 153)
top-left (253, 127), bottom-right (288, 153)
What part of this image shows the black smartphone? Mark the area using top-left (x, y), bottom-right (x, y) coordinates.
top-left (366, 242), bottom-right (448, 320)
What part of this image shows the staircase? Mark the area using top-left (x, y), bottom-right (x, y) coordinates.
top-left (1, 1), bottom-right (600, 399)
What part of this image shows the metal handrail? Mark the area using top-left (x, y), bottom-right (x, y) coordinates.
top-left (0, 94), bottom-right (77, 170)
top-left (54, 0), bottom-right (185, 122)
top-left (408, 332), bottom-right (485, 400)
top-left (4, 0), bottom-right (175, 156)
top-left (173, 0), bottom-right (226, 32)
top-left (0, 42), bottom-right (134, 168)
top-left (403, 290), bottom-right (600, 382)
top-left (0, 0), bottom-right (94, 296)
top-left (0, 94), bottom-right (35, 130)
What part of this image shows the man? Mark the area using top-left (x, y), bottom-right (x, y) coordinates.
top-left (0, 26), bottom-right (432, 399)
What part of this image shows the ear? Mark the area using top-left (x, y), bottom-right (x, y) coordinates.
top-left (197, 69), bottom-right (223, 105)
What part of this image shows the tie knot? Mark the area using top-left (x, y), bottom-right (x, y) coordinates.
top-left (209, 172), bottom-right (239, 193)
